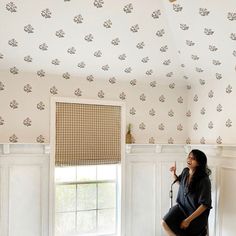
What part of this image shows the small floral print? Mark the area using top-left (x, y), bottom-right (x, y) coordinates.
top-left (193, 95), bottom-right (198, 102)
top-left (74, 14), bottom-right (83, 23)
top-left (156, 29), bottom-right (165, 37)
top-left (186, 138), bottom-right (191, 144)
top-left (169, 83), bottom-right (175, 89)
top-left (119, 92), bottom-right (126, 100)
top-left (0, 81), bottom-right (5, 90)
top-left (103, 19), bottom-right (112, 28)
top-left (6, 2), bottom-right (17, 12)
top-left (199, 79), bottom-right (205, 85)
top-left (62, 72), bottom-right (70, 80)
top-left (168, 109), bottom-right (174, 117)
top-left (233, 51), bottom-right (236, 57)
top-left (209, 45), bottom-right (218, 51)
top-left (150, 81), bottom-right (157, 87)
top-left (130, 79), bottom-right (136, 86)
top-left (94, 0), bottom-right (104, 8)
top-left (37, 101), bottom-right (45, 110)
top-left (10, 100), bottom-right (18, 109)
top-left (124, 67), bottom-right (132, 73)
top-left (23, 117), bottom-right (32, 127)
top-left (200, 107), bottom-right (206, 115)
top-left (186, 110), bottom-right (191, 117)
top-left (141, 57), bottom-right (149, 63)
top-left (226, 119), bottom-right (232, 127)
top-left (10, 66), bottom-right (19, 74)
top-left (216, 104), bottom-right (222, 112)
top-left (159, 95), bottom-right (165, 102)
top-left (0, 53), bottom-right (3, 59)
top-left (74, 88), bottom-right (82, 97)
top-left (24, 24), bottom-right (34, 33)
top-left (212, 60), bottom-right (221, 65)
top-left (152, 10), bottom-right (161, 19)
top-left (166, 72), bottom-right (173, 77)
top-left (8, 38), bottom-right (18, 47)
top-left (98, 90), bottom-right (105, 98)
top-left (67, 47), bottom-right (76, 54)
top-left (24, 55), bottom-right (32, 62)
top-left (130, 24), bottom-right (139, 32)
top-left (41, 8), bottom-right (52, 18)
top-left (111, 38), bottom-right (120, 45)
top-left (146, 69), bottom-right (153, 76)
top-left (191, 55), bottom-right (199, 60)
top-left (37, 69), bottom-right (45, 77)
top-left (149, 108), bottom-right (156, 116)
top-left (160, 45), bottom-right (168, 52)
top-left (163, 59), bottom-right (171, 65)
top-left (180, 24), bottom-right (189, 30)
top-left (36, 135), bottom-right (45, 143)
top-left (84, 34), bottom-right (94, 42)
top-left (123, 3), bottom-right (133, 13)
top-left (187, 85), bottom-right (191, 90)
top-left (109, 77), bottom-right (116, 84)
top-left (149, 137), bottom-right (155, 144)
top-left (208, 121), bottom-right (213, 129)
top-left (193, 123), bottom-right (198, 131)
top-left (24, 84), bottom-right (32, 93)
top-left (52, 59), bottom-right (60, 65)
top-left (118, 54), bottom-right (126, 60)
top-left (129, 107), bottom-right (136, 115)
top-left (39, 43), bottom-right (48, 51)
top-left (101, 64), bottom-right (109, 71)
top-left (9, 134), bottom-right (18, 143)
top-left (216, 136), bottom-right (222, 144)
top-left (177, 96), bottom-right (183, 103)
top-left (196, 67), bottom-right (203, 73)
top-left (215, 73), bottom-right (222, 80)
top-left (208, 90), bottom-right (214, 98)
top-left (139, 122), bottom-right (146, 130)
top-left (50, 86), bottom-right (58, 95)
top-left (94, 50), bottom-right (102, 57)
top-left (177, 124), bottom-right (183, 131)
top-left (226, 85), bottom-right (232, 93)
top-left (139, 93), bottom-right (146, 101)
top-left (173, 4), bottom-right (183, 12)
top-left (200, 137), bottom-right (206, 144)
top-left (230, 33), bottom-right (236, 40)
top-left (168, 137), bottom-right (174, 144)
top-left (158, 123), bottom-right (165, 131)
top-left (136, 42), bottom-right (145, 49)
top-left (227, 12), bottom-right (236, 21)
top-left (55, 29), bottom-right (65, 38)
top-left (77, 62), bottom-right (86, 68)
top-left (186, 40), bottom-right (195, 46)
top-left (0, 116), bottom-right (4, 125)
top-left (199, 8), bottom-right (210, 16)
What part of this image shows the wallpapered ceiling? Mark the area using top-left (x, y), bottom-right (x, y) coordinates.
top-left (0, 0), bottom-right (236, 144)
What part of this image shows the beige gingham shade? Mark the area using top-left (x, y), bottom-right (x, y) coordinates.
top-left (55, 102), bottom-right (121, 166)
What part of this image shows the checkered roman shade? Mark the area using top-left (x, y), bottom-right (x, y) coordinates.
top-left (55, 102), bottom-right (121, 166)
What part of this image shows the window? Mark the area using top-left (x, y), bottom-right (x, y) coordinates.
top-left (55, 164), bottom-right (121, 236)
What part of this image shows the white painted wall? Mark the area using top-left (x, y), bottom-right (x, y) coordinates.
top-left (1, 144), bottom-right (236, 236)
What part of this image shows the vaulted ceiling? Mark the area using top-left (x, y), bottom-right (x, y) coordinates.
top-left (1, 0), bottom-right (235, 85)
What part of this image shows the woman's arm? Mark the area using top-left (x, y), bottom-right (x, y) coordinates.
top-left (180, 204), bottom-right (207, 229)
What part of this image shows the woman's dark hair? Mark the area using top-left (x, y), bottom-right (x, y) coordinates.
top-left (188, 149), bottom-right (211, 192)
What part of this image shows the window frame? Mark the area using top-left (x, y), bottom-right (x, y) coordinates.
top-left (50, 98), bottom-right (126, 236)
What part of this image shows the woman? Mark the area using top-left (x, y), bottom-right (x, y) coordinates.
top-left (161, 149), bottom-right (212, 236)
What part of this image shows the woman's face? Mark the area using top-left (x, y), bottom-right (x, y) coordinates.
top-left (187, 152), bottom-right (199, 170)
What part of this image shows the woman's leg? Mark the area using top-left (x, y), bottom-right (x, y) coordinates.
top-left (161, 220), bottom-right (177, 236)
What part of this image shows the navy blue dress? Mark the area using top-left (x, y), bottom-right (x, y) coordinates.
top-left (163, 168), bottom-right (212, 236)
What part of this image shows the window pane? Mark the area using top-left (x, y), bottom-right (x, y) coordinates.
top-left (56, 185), bottom-right (76, 212)
top-left (77, 165), bottom-right (96, 181)
top-left (98, 209), bottom-right (116, 234)
top-left (55, 212), bottom-right (76, 234)
top-left (55, 167), bottom-right (76, 182)
top-left (98, 183), bottom-right (116, 209)
top-left (77, 184), bottom-right (96, 210)
top-left (77, 210), bottom-right (96, 234)
top-left (97, 165), bottom-right (116, 180)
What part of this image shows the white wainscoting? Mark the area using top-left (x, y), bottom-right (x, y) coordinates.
top-left (0, 144), bottom-right (236, 236)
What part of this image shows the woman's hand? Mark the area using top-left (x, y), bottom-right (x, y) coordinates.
top-left (170, 161), bottom-right (176, 175)
top-left (180, 218), bottom-right (190, 229)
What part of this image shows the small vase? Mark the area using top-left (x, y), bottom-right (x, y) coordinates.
top-left (126, 131), bottom-right (132, 144)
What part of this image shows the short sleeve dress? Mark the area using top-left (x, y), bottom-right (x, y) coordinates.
top-left (163, 168), bottom-right (212, 236)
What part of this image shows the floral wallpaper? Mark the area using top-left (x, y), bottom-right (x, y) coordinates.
top-left (0, 0), bottom-right (236, 144)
